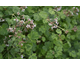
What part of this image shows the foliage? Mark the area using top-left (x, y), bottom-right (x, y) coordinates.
top-left (0, 6), bottom-right (80, 59)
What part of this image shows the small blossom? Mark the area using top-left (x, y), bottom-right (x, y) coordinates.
top-left (6, 44), bottom-right (9, 47)
top-left (57, 6), bottom-right (62, 11)
top-left (51, 26), bottom-right (54, 29)
top-left (31, 24), bottom-right (36, 29)
top-left (14, 19), bottom-right (18, 22)
top-left (15, 32), bottom-right (17, 35)
top-left (73, 7), bottom-right (75, 9)
top-left (4, 41), bottom-right (6, 43)
top-left (8, 27), bottom-right (14, 32)
top-left (49, 23), bottom-right (52, 26)
top-left (17, 12), bottom-right (20, 15)
top-left (20, 20), bottom-right (24, 23)
top-left (26, 24), bottom-right (31, 28)
top-left (54, 25), bottom-right (57, 28)
top-left (0, 19), bottom-right (1, 22)
top-left (51, 25), bottom-right (57, 29)
top-left (72, 26), bottom-right (77, 32)
top-left (9, 35), bottom-right (12, 37)
top-left (21, 44), bottom-right (23, 46)
top-left (34, 24), bottom-right (36, 27)
top-left (30, 20), bottom-right (33, 24)
top-left (2, 19), bottom-right (5, 21)
top-left (65, 30), bottom-right (68, 34)
top-left (21, 55), bottom-right (23, 59)
top-left (22, 9), bottom-right (25, 12)
top-left (25, 6), bottom-right (27, 9)
top-left (28, 19), bottom-right (31, 21)
top-left (76, 13), bottom-right (78, 15)
top-left (76, 8), bottom-right (79, 12)
top-left (54, 18), bottom-right (59, 25)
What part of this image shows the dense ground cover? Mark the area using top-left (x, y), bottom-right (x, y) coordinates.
top-left (0, 6), bottom-right (80, 59)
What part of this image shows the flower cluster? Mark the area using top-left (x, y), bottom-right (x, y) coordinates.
top-left (48, 17), bottom-right (59, 29)
top-left (14, 18), bottom-right (19, 22)
top-left (54, 6), bottom-right (62, 11)
top-left (63, 7), bottom-right (79, 16)
top-left (17, 12), bottom-right (20, 15)
top-left (0, 18), bottom-right (5, 22)
top-left (8, 27), bottom-right (14, 32)
top-left (72, 26), bottom-right (77, 32)
top-left (26, 19), bottom-right (36, 29)
top-left (21, 55), bottom-right (23, 59)
top-left (20, 6), bottom-right (27, 12)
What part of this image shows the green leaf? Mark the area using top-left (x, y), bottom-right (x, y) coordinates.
top-left (33, 13), bottom-right (41, 21)
top-left (48, 8), bottom-right (55, 15)
top-left (42, 46), bottom-right (47, 52)
top-left (63, 43), bottom-right (70, 51)
top-left (50, 33), bottom-right (58, 40)
top-left (42, 37), bottom-right (46, 42)
top-left (0, 45), bottom-right (4, 53)
top-left (43, 19), bottom-right (48, 24)
top-left (56, 29), bottom-right (62, 34)
top-left (46, 50), bottom-right (54, 59)
top-left (61, 35), bottom-right (65, 40)
top-left (39, 26), bottom-right (46, 33)
top-left (67, 41), bottom-right (71, 47)
top-left (29, 53), bottom-right (37, 59)
top-left (39, 11), bottom-right (48, 19)
top-left (69, 51), bottom-right (76, 58)
top-left (0, 12), bottom-right (3, 17)
top-left (0, 53), bottom-right (2, 58)
top-left (13, 6), bottom-right (20, 13)
top-left (67, 33), bottom-right (71, 39)
top-left (24, 15), bottom-right (30, 20)
top-left (28, 30), bottom-right (40, 40)
top-left (25, 44), bottom-right (32, 51)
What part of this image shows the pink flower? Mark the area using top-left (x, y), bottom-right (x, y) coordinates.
top-left (51, 25), bottom-right (57, 29)
top-left (30, 20), bottom-right (33, 24)
top-left (31, 24), bottom-right (36, 29)
top-left (25, 6), bottom-right (27, 9)
top-left (14, 19), bottom-right (18, 22)
top-left (6, 44), bottom-right (9, 47)
top-left (17, 12), bottom-right (20, 15)
top-left (34, 24), bottom-right (36, 27)
top-left (8, 27), bottom-right (14, 32)
top-left (21, 44), bottom-right (23, 46)
top-left (51, 26), bottom-right (54, 29)
top-left (53, 25), bottom-right (57, 28)
top-left (20, 20), bottom-right (24, 23)
top-left (54, 17), bottom-right (58, 25)
top-left (76, 8), bottom-right (79, 12)
top-left (49, 23), bottom-right (52, 26)
top-left (2, 19), bottom-right (5, 21)
top-left (22, 9), bottom-right (25, 12)
top-left (21, 55), bottom-right (23, 58)
top-left (26, 24), bottom-right (31, 28)
top-left (28, 19), bottom-right (31, 21)
top-left (76, 13), bottom-right (78, 15)
top-left (9, 35), bottom-right (12, 37)
top-left (73, 7), bottom-right (75, 9)
top-left (57, 6), bottom-right (62, 11)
